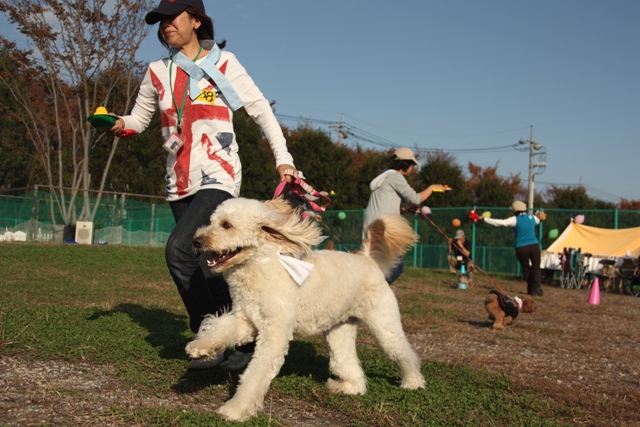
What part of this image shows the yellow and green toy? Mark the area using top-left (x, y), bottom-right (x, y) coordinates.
top-left (87, 106), bottom-right (117, 130)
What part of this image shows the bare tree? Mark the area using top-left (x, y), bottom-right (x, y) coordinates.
top-left (0, 0), bottom-right (154, 224)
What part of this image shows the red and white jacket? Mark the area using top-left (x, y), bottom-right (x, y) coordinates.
top-left (121, 49), bottom-right (294, 201)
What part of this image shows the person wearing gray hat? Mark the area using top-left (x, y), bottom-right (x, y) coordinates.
top-left (363, 147), bottom-right (445, 284)
top-left (447, 229), bottom-right (474, 275)
top-left (480, 201), bottom-right (547, 296)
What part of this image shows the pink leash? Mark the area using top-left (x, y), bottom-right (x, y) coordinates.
top-left (273, 169), bottom-right (331, 212)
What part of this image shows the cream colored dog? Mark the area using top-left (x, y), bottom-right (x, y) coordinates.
top-left (186, 197), bottom-right (426, 421)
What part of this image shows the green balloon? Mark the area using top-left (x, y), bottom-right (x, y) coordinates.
top-left (548, 229), bottom-right (559, 239)
top-left (338, 212), bottom-right (346, 220)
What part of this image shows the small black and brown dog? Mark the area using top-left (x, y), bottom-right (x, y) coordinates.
top-left (485, 290), bottom-right (536, 330)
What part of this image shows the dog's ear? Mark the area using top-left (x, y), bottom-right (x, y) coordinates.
top-left (259, 201), bottom-right (324, 256)
top-left (263, 197), bottom-right (295, 216)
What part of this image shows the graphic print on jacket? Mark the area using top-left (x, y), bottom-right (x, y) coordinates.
top-left (150, 59), bottom-right (234, 197)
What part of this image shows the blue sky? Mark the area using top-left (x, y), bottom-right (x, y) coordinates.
top-left (4, 1), bottom-right (639, 203)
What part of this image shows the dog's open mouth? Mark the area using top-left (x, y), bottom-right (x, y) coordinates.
top-left (206, 249), bottom-right (241, 268)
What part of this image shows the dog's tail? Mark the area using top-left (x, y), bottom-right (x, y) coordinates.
top-left (361, 214), bottom-right (419, 277)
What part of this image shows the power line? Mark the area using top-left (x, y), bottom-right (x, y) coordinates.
top-left (273, 112), bottom-right (623, 202)
top-left (534, 181), bottom-right (623, 202)
top-left (274, 113), bottom-right (334, 126)
top-left (275, 113), bottom-right (399, 149)
top-left (416, 144), bottom-right (520, 154)
top-left (328, 114), bottom-right (348, 146)
top-left (341, 112), bottom-right (531, 139)
top-left (277, 113), bottom-right (528, 153)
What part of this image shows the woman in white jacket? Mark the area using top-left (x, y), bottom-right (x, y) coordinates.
top-left (111, 0), bottom-right (297, 371)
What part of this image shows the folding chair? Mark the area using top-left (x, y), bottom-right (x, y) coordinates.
top-left (577, 252), bottom-right (592, 288)
top-left (559, 247), bottom-right (583, 289)
top-left (617, 256), bottom-right (640, 297)
top-left (598, 259), bottom-right (617, 292)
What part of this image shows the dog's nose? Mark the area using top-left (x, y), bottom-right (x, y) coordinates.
top-left (193, 236), bottom-right (204, 249)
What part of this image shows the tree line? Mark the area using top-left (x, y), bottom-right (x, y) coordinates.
top-left (5, 97), bottom-right (639, 212)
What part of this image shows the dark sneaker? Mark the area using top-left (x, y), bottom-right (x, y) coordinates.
top-left (533, 282), bottom-right (543, 296)
top-left (218, 350), bottom-right (253, 371)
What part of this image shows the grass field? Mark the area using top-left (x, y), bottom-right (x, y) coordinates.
top-left (0, 243), bottom-right (583, 426)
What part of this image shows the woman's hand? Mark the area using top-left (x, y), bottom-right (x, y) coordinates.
top-left (419, 184), bottom-right (445, 203)
top-left (402, 204), bottom-right (420, 214)
top-left (277, 164), bottom-right (298, 183)
top-left (109, 116), bottom-right (125, 136)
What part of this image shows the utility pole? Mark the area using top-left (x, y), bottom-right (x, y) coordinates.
top-left (518, 126), bottom-right (546, 212)
top-left (329, 113), bottom-right (348, 146)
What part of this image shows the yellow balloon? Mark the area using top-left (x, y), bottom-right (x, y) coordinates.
top-left (482, 211), bottom-right (491, 218)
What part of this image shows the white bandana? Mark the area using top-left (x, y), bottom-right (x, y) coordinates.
top-left (278, 249), bottom-right (314, 286)
top-left (513, 296), bottom-right (523, 311)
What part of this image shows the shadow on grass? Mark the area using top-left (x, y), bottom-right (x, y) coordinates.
top-left (89, 303), bottom-right (190, 360)
top-left (171, 340), bottom-right (331, 395)
top-left (464, 319), bottom-right (494, 328)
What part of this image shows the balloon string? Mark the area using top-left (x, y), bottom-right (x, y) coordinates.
top-left (419, 212), bottom-right (509, 294)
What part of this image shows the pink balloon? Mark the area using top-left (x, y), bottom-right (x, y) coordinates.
top-left (575, 214), bottom-right (585, 224)
top-left (421, 206), bottom-right (431, 215)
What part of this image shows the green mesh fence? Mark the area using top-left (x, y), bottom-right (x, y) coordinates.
top-left (0, 188), bottom-right (173, 247)
top-left (2, 188), bottom-right (640, 274)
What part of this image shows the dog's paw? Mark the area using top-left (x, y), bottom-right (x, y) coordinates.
top-left (185, 340), bottom-right (218, 359)
top-left (401, 374), bottom-right (426, 390)
top-left (326, 378), bottom-right (367, 395)
top-left (217, 401), bottom-right (254, 422)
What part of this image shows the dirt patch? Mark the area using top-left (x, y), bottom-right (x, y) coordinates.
top-left (0, 356), bottom-right (351, 427)
top-left (400, 275), bottom-right (640, 427)
top-left (1, 277), bottom-right (639, 426)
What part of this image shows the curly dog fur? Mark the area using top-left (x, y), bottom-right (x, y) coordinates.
top-left (485, 293), bottom-right (537, 330)
top-left (185, 197), bottom-right (425, 421)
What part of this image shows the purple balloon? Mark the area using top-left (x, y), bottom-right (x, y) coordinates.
top-left (421, 206), bottom-right (431, 215)
top-left (575, 214), bottom-right (585, 224)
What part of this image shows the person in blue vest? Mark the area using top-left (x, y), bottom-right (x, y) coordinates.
top-left (480, 201), bottom-right (547, 296)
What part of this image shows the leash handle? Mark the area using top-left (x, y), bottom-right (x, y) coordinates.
top-left (273, 170), bottom-right (331, 212)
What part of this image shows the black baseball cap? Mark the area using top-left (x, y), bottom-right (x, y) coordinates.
top-left (145, 0), bottom-right (206, 25)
